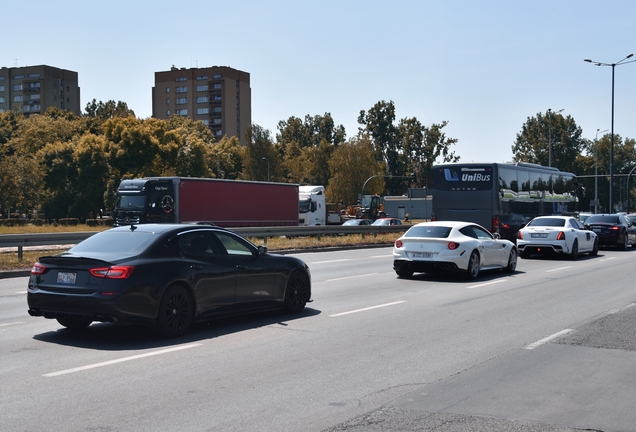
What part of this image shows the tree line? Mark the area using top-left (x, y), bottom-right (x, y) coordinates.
top-left (512, 110), bottom-right (636, 213)
top-left (2, 100), bottom-right (634, 222)
top-left (0, 99), bottom-right (458, 221)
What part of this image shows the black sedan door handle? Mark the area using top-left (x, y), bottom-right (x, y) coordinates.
top-left (190, 264), bottom-right (202, 270)
top-left (236, 265), bottom-right (247, 270)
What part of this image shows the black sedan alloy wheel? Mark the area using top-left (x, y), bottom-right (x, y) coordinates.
top-left (157, 285), bottom-right (193, 338)
top-left (284, 270), bottom-right (310, 314)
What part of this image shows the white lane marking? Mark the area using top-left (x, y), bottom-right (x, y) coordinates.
top-left (330, 301), bottom-right (406, 317)
top-left (546, 266), bottom-right (572, 273)
top-left (524, 329), bottom-right (573, 350)
top-left (16, 291), bottom-right (27, 294)
top-left (44, 343), bottom-right (203, 377)
top-left (370, 255), bottom-right (392, 258)
top-left (600, 257), bottom-right (616, 262)
top-left (466, 279), bottom-right (506, 289)
top-left (312, 259), bottom-right (350, 264)
top-left (0, 322), bottom-right (25, 327)
top-left (325, 273), bottom-right (382, 282)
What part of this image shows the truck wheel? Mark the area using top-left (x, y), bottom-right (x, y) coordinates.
top-left (156, 285), bottom-right (193, 338)
top-left (284, 271), bottom-right (310, 314)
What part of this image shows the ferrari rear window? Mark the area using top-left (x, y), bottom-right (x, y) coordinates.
top-left (527, 218), bottom-right (565, 227)
top-left (404, 226), bottom-right (451, 238)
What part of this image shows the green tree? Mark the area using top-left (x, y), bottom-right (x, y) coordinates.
top-left (512, 110), bottom-right (584, 174)
top-left (358, 101), bottom-right (400, 193)
top-left (208, 136), bottom-right (244, 179)
top-left (325, 135), bottom-right (385, 206)
top-left (398, 118), bottom-right (459, 188)
top-left (242, 124), bottom-right (278, 181)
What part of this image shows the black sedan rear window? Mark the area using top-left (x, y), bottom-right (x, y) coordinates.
top-left (70, 231), bottom-right (156, 254)
top-left (404, 226), bottom-right (451, 238)
top-left (527, 218), bottom-right (565, 227)
top-left (586, 216), bottom-right (619, 224)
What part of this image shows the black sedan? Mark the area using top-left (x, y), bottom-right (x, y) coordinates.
top-left (584, 214), bottom-right (636, 250)
top-left (27, 224), bottom-right (312, 337)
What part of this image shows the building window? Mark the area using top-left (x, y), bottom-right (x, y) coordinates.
top-left (0, 85), bottom-right (4, 92)
top-left (0, 108), bottom-right (5, 113)
top-left (201, 119), bottom-right (209, 125)
top-left (28, 73), bottom-right (41, 78)
top-left (196, 75), bottom-right (208, 80)
top-left (28, 82), bottom-right (41, 90)
top-left (166, 87), bottom-right (170, 93)
top-left (0, 97), bottom-right (4, 103)
top-left (166, 98), bottom-right (170, 104)
top-left (0, 76), bottom-right (4, 80)
top-left (175, 86), bottom-right (187, 93)
top-left (213, 74), bottom-right (222, 79)
top-left (13, 74), bottom-right (24, 79)
top-left (214, 83), bottom-right (222, 89)
top-left (175, 77), bottom-right (187, 82)
top-left (197, 108), bottom-right (209, 114)
top-left (213, 118), bottom-right (222, 124)
top-left (13, 84), bottom-right (23, 91)
top-left (214, 95), bottom-right (222, 101)
top-left (175, 109), bottom-right (188, 116)
top-left (213, 107), bottom-right (222, 113)
top-left (196, 96), bottom-right (208, 103)
top-left (215, 130), bottom-right (223, 136)
top-left (14, 96), bottom-right (23, 102)
top-left (30, 94), bottom-right (40, 100)
top-left (175, 97), bottom-right (187, 104)
top-left (196, 85), bottom-right (208, 91)
top-left (166, 110), bottom-right (171, 116)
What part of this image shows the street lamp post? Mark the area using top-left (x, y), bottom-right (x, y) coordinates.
top-left (584, 53), bottom-right (635, 213)
top-left (261, 157), bottom-right (270, 182)
top-left (594, 128), bottom-right (608, 213)
top-left (547, 108), bottom-right (564, 167)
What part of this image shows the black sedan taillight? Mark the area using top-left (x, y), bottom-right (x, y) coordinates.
top-left (90, 266), bottom-right (135, 279)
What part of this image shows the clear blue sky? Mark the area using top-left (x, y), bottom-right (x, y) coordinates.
top-left (5, 0), bottom-right (636, 164)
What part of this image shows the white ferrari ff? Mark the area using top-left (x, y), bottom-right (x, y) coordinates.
top-left (393, 221), bottom-right (517, 279)
top-left (517, 215), bottom-right (598, 259)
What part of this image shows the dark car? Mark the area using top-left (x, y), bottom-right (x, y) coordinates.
top-left (497, 213), bottom-right (528, 243)
top-left (27, 224), bottom-right (312, 337)
top-left (584, 214), bottom-right (636, 250)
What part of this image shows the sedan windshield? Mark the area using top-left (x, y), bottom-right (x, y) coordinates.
top-left (404, 226), bottom-right (451, 238)
top-left (528, 218), bottom-right (565, 227)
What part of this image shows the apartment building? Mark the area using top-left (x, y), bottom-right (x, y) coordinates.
top-left (152, 66), bottom-right (251, 145)
top-left (0, 65), bottom-right (80, 116)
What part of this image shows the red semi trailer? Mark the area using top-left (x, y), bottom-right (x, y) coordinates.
top-left (114, 177), bottom-right (299, 227)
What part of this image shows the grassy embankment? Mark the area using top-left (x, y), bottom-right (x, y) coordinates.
top-left (0, 224), bottom-right (401, 271)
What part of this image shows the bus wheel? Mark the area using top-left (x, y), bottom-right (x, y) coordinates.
top-left (466, 251), bottom-right (480, 279)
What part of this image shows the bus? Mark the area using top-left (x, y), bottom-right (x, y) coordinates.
top-left (431, 162), bottom-right (579, 241)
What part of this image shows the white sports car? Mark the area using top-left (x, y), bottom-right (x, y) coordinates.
top-left (517, 215), bottom-right (598, 259)
top-left (393, 221), bottom-right (517, 279)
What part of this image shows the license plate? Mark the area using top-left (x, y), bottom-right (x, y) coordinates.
top-left (410, 252), bottom-right (434, 259)
top-left (57, 272), bottom-right (77, 285)
top-left (531, 233), bottom-right (548, 238)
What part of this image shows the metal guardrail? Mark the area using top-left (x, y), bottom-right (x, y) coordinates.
top-left (0, 224), bottom-right (411, 260)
